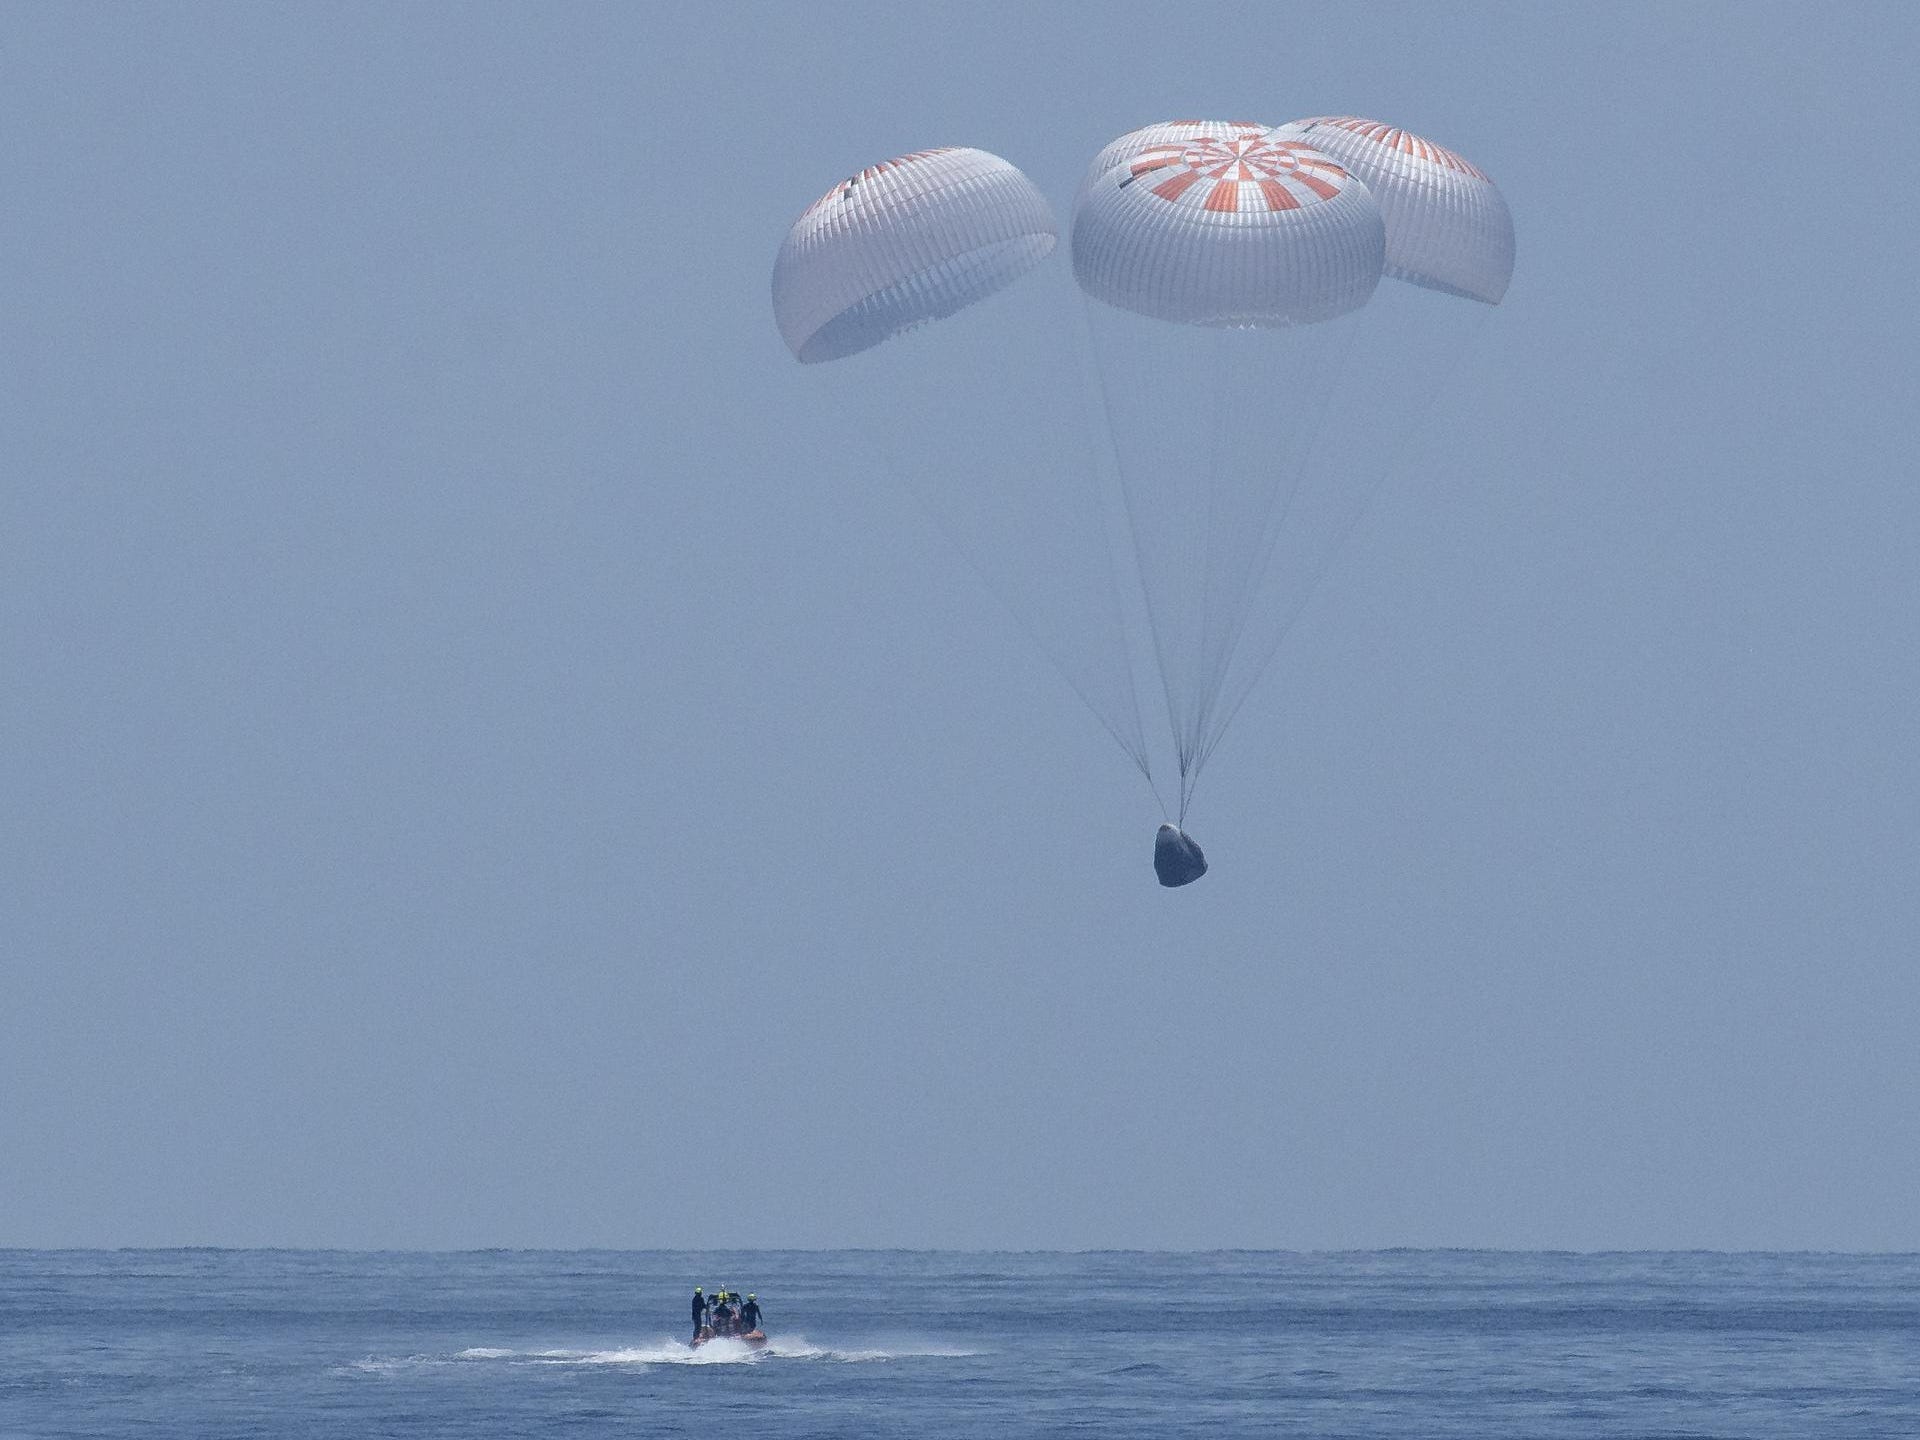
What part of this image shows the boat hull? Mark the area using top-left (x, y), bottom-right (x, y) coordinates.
top-left (691, 1328), bottom-right (767, 1349)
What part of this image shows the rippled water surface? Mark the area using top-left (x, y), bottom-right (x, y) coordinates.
top-left (4, 1250), bottom-right (1917, 1437)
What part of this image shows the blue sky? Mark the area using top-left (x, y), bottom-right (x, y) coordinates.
top-left (4, 1), bottom-right (1918, 1248)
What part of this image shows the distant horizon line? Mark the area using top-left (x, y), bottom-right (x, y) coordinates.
top-left (6, 1245), bottom-right (1918, 1257)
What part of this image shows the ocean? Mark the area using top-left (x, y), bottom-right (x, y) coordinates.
top-left (3, 1249), bottom-right (1916, 1437)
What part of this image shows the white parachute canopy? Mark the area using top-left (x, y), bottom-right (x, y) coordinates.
top-left (772, 147), bottom-right (1059, 364)
top-left (1269, 117), bottom-right (1514, 304)
top-left (1072, 121), bottom-right (1387, 817)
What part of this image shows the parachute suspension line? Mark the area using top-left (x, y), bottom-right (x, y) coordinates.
top-left (1172, 334), bottom-right (1228, 828)
top-left (1179, 746), bottom-right (1201, 827)
top-left (1196, 326), bottom-right (1250, 789)
top-left (1182, 325), bottom-right (1225, 833)
top-left (1142, 751), bottom-right (1170, 819)
top-left (1063, 293), bottom-right (1167, 815)
top-left (1187, 328), bottom-right (1234, 787)
top-left (1187, 316), bottom-right (1360, 765)
top-left (1081, 292), bottom-right (1188, 793)
top-left (1183, 326), bottom-right (1303, 811)
top-left (897, 471), bottom-right (1162, 797)
top-left (1197, 305), bottom-right (1496, 772)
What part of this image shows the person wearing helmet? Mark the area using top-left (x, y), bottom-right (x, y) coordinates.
top-left (738, 1293), bottom-right (762, 1333)
top-left (690, 1287), bottom-right (708, 1343)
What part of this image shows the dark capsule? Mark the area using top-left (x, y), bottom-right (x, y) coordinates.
top-left (1153, 824), bottom-right (1207, 888)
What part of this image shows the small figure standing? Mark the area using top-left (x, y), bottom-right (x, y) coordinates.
top-left (690, 1287), bottom-right (708, 1342)
top-left (738, 1293), bottom-right (762, 1333)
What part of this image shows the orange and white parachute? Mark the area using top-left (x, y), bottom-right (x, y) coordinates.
top-left (1076, 119), bottom-right (1272, 204)
top-left (772, 147), bottom-right (1057, 364)
top-left (1270, 117), bottom-right (1514, 304)
top-left (1073, 121), bottom-right (1384, 327)
top-left (1061, 122), bottom-right (1399, 820)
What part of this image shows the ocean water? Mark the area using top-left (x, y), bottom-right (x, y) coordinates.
top-left (3, 1250), bottom-right (1917, 1438)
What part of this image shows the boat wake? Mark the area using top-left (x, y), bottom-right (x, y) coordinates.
top-left (353, 1336), bottom-right (977, 1373)
top-left (532, 1337), bottom-right (783, 1366)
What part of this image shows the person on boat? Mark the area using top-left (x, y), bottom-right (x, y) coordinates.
top-left (738, 1294), bottom-right (762, 1333)
top-left (713, 1293), bottom-right (735, 1335)
top-left (691, 1287), bottom-right (708, 1341)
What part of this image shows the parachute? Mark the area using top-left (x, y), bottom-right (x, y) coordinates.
top-left (1073, 123), bottom-right (1383, 327)
top-left (1071, 121), bottom-right (1387, 829)
top-left (773, 121), bottom-right (1512, 887)
top-left (1269, 117), bottom-right (1514, 304)
top-left (772, 147), bottom-right (1058, 364)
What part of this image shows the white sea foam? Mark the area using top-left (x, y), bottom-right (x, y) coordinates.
top-left (390, 1335), bottom-right (983, 1368)
top-left (348, 1355), bottom-right (416, 1374)
top-left (534, 1337), bottom-right (769, 1366)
